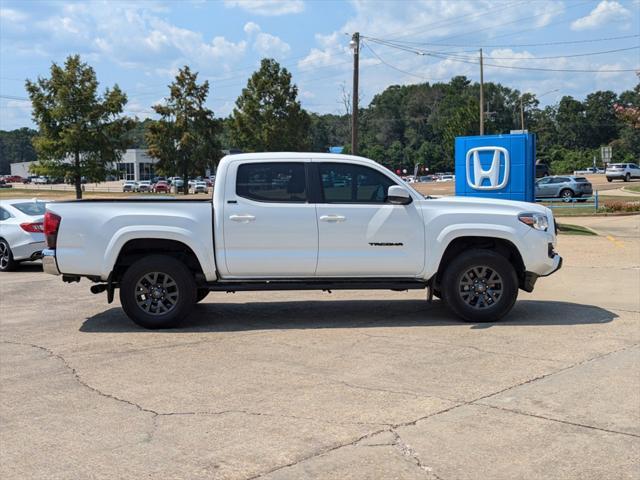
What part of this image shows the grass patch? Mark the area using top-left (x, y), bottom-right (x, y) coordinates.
top-left (623, 185), bottom-right (640, 194)
top-left (557, 223), bottom-right (597, 236)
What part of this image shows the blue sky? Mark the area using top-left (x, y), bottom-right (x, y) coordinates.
top-left (1, 0), bottom-right (638, 130)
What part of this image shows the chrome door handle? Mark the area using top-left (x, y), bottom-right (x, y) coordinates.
top-left (229, 214), bottom-right (256, 223)
top-left (319, 215), bottom-right (346, 222)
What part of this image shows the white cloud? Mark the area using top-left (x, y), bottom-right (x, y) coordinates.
top-left (254, 32), bottom-right (290, 57)
top-left (26, 4), bottom-right (247, 70)
top-left (243, 22), bottom-right (291, 57)
top-left (571, 1), bottom-right (631, 30)
top-left (0, 7), bottom-right (28, 22)
top-left (224, 0), bottom-right (304, 16)
top-left (243, 21), bottom-right (261, 35)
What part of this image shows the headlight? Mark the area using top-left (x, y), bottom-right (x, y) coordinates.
top-left (518, 212), bottom-right (549, 231)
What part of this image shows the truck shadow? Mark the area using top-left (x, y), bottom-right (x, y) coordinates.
top-left (80, 299), bottom-right (618, 333)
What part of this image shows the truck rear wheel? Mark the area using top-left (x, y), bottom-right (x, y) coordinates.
top-left (120, 255), bottom-right (197, 329)
top-left (441, 249), bottom-right (518, 323)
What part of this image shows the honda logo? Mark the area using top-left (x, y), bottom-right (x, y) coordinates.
top-left (466, 146), bottom-right (510, 190)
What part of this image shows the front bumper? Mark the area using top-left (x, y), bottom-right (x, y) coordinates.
top-left (521, 255), bottom-right (562, 292)
top-left (42, 249), bottom-right (60, 275)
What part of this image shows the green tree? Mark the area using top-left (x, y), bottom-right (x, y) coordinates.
top-left (146, 66), bottom-right (221, 194)
top-left (0, 128), bottom-right (38, 174)
top-left (232, 58), bottom-right (310, 151)
top-left (26, 55), bottom-right (133, 198)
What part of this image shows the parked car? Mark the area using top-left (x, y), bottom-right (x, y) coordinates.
top-left (418, 176), bottom-right (434, 183)
top-left (193, 181), bottom-right (208, 194)
top-left (573, 167), bottom-right (604, 175)
top-left (605, 163), bottom-right (640, 182)
top-left (32, 176), bottom-right (50, 185)
top-left (0, 180), bottom-right (12, 189)
top-left (3, 175), bottom-right (24, 183)
top-left (0, 199), bottom-right (49, 271)
top-left (122, 181), bottom-right (137, 192)
top-left (535, 163), bottom-right (550, 178)
top-left (136, 181), bottom-right (152, 192)
top-left (536, 176), bottom-right (593, 202)
top-left (153, 181), bottom-right (170, 193)
top-left (436, 175), bottom-right (455, 182)
top-left (41, 152), bottom-right (561, 329)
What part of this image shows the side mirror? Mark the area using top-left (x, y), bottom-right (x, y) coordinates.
top-left (388, 185), bottom-right (412, 205)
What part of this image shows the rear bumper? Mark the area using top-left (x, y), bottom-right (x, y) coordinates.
top-left (42, 249), bottom-right (60, 275)
top-left (12, 240), bottom-right (46, 261)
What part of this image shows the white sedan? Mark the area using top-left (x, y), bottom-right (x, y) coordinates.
top-left (0, 199), bottom-right (49, 271)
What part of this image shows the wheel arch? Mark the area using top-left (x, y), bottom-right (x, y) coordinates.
top-left (102, 227), bottom-right (217, 282)
top-left (110, 238), bottom-right (208, 285)
top-left (433, 235), bottom-right (526, 290)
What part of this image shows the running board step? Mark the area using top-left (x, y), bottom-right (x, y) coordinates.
top-left (205, 279), bottom-right (428, 293)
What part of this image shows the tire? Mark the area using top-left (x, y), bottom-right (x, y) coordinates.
top-left (119, 255), bottom-right (197, 329)
top-left (560, 189), bottom-right (574, 202)
top-left (0, 239), bottom-right (17, 272)
top-left (624, 173), bottom-right (630, 182)
top-left (196, 288), bottom-right (209, 303)
top-left (607, 178), bottom-right (612, 183)
top-left (441, 249), bottom-right (518, 323)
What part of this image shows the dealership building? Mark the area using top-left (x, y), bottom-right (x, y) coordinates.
top-left (10, 149), bottom-right (159, 181)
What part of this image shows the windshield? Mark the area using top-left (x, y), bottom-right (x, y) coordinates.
top-left (12, 202), bottom-right (46, 216)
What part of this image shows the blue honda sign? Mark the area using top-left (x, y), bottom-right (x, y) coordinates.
top-left (455, 133), bottom-right (536, 202)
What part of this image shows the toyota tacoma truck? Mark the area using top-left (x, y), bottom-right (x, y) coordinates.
top-left (42, 153), bottom-right (562, 329)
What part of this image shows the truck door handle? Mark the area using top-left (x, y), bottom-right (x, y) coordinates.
top-left (229, 214), bottom-right (256, 223)
top-left (319, 215), bottom-right (346, 223)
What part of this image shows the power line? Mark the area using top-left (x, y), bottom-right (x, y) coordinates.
top-left (421, 46), bottom-right (639, 61)
top-left (364, 38), bottom-right (640, 73)
top-left (362, 42), bottom-right (448, 82)
top-left (367, 34), bottom-right (640, 49)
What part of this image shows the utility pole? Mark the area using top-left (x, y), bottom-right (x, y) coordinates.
top-left (520, 97), bottom-right (525, 130)
top-left (350, 32), bottom-right (360, 155)
top-left (479, 48), bottom-right (484, 135)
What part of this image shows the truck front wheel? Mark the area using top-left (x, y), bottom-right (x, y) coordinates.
top-left (120, 255), bottom-right (197, 329)
top-left (441, 249), bottom-right (518, 323)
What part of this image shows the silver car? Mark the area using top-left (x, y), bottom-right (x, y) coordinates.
top-left (606, 163), bottom-right (640, 182)
top-left (0, 199), bottom-right (49, 271)
top-left (536, 176), bottom-right (593, 202)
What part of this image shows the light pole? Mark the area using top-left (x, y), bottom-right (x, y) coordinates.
top-left (350, 32), bottom-right (360, 155)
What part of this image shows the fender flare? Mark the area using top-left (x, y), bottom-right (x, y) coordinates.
top-left (102, 226), bottom-right (217, 281)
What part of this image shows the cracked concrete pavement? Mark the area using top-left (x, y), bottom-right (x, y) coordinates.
top-left (1, 215), bottom-right (639, 479)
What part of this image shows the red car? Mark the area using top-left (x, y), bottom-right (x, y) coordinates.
top-left (153, 181), bottom-right (170, 193)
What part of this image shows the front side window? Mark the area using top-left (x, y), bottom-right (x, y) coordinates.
top-left (236, 162), bottom-right (307, 203)
top-left (319, 163), bottom-right (397, 203)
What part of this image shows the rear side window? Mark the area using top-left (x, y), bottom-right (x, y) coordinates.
top-left (12, 202), bottom-right (46, 215)
top-left (236, 162), bottom-right (307, 203)
top-left (574, 177), bottom-right (588, 182)
top-left (319, 163), bottom-right (396, 203)
top-left (0, 207), bottom-right (11, 221)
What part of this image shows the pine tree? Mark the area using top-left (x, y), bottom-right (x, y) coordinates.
top-left (146, 66), bottom-right (221, 194)
top-left (232, 58), bottom-right (310, 151)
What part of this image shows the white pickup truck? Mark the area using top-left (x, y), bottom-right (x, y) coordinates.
top-left (42, 153), bottom-right (562, 329)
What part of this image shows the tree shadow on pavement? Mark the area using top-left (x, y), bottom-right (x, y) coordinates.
top-left (80, 299), bottom-right (618, 333)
